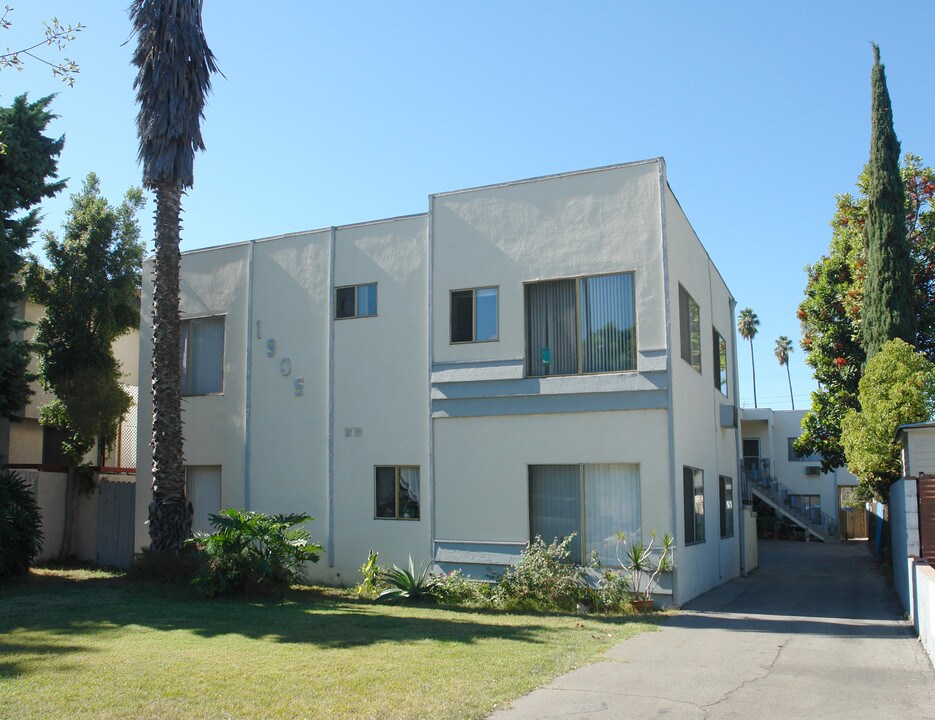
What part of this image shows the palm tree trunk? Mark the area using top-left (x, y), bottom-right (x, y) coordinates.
top-left (148, 182), bottom-right (191, 553)
top-left (786, 363), bottom-right (795, 410)
top-left (749, 339), bottom-right (758, 408)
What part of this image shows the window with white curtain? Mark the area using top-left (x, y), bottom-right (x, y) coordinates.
top-left (186, 465), bottom-right (222, 535)
top-left (528, 463), bottom-right (640, 565)
top-left (525, 273), bottom-right (636, 377)
top-left (375, 466), bottom-right (420, 520)
top-left (180, 316), bottom-right (225, 395)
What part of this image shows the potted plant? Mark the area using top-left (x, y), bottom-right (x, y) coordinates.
top-left (616, 530), bottom-right (674, 612)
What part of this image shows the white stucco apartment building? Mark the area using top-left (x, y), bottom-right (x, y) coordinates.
top-left (134, 158), bottom-right (743, 606)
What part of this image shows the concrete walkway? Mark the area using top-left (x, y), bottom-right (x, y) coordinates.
top-left (489, 540), bottom-right (935, 719)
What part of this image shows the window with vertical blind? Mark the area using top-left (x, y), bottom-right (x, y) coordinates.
top-left (186, 466), bottom-right (222, 535)
top-left (528, 463), bottom-right (640, 565)
top-left (525, 272), bottom-right (636, 377)
top-left (180, 316), bottom-right (225, 395)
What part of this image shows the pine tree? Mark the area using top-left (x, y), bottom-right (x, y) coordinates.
top-left (862, 44), bottom-right (914, 358)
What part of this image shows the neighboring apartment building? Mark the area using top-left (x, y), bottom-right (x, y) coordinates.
top-left (1, 296), bottom-right (139, 564)
top-left (740, 408), bottom-right (861, 540)
top-left (0, 297), bottom-right (139, 469)
top-left (134, 158), bottom-right (744, 605)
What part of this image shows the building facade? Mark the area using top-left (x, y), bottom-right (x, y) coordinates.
top-left (134, 158), bottom-right (743, 605)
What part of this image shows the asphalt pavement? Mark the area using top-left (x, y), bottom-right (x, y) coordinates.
top-left (489, 540), bottom-right (935, 719)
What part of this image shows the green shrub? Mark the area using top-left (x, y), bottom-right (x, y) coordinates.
top-left (0, 469), bottom-right (44, 577)
top-left (355, 548), bottom-right (384, 598)
top-left (585, 566), bottom-right (632, 613)
top-left (376, 556), bottom-right (441, 603)
top-left (190, 509), bottom-right (323, 598)
top-left (491, 534), bottom-right (591, 613)
top-left (433, 569), bottom-right (492, 607)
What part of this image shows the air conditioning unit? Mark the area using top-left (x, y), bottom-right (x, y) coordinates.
top-left (805, 466), bottom-right (821, 476)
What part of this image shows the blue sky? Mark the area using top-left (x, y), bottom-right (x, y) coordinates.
top-left (6, 2), bottom-right (935, 411)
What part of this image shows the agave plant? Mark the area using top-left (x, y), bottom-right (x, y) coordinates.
top-left (376, 556), bottom-right (441, 603)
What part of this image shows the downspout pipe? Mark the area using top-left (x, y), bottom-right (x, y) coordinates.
top-left (657, 159), bottom-right (680, 607)
top-left (327, 226), bottom-right (336, 567)
top-left (730, 296), bottom-right (746, 575)
top-left (244, 238), bottom-right (256, 510)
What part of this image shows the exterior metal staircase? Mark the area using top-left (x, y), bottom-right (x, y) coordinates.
top-left (742, 459), bottom-right (839, 543)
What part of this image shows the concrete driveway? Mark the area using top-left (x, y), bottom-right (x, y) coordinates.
top-left (489, 540), bottom-right (935, 719)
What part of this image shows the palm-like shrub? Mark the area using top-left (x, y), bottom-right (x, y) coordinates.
top-left (0, 469), bottom-right (43, 577)
top-left (191, 509), bottom-right (322, 597)
top-left (376, 556), bottom-right (441, 603)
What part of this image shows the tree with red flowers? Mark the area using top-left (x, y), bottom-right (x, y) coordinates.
top-left (796, 154), bottom-right (935, 471)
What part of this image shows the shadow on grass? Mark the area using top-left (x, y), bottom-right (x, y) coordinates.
top-left (0, 571), bottom-right (649, 678)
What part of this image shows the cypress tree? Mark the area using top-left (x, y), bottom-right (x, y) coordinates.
top-left (0, 95), bottom-right (65, 420)
top-left (862, 44), bottom-right (914, 359)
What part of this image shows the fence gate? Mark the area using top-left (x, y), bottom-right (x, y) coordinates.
top-left (838, 486), bottom-right (868, 540)
top-left (919, 476), bottom-right (935, 560)
top-left (96, 479), bottom-right (135, 568)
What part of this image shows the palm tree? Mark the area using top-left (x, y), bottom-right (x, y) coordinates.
top-left (774, 335), bottom-right (795, 410)
top-left (737, 308), bottom-right (760, 408)
top-left (130, 0), bottom-right (217, 554)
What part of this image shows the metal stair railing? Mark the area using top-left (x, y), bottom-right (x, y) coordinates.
top-left (742, 458), bottom-right (839, 541)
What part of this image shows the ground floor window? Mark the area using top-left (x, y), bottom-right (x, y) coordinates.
top-left (375, 466), bottom-right (420, 520)
top-left (528, 463), bottom-right (640, 565)
top-left (683, 466), bottom-right (705, 544)
top-left (719, 475), bottom-right (734, 538)
top-left (186, 465), bottom-right (222, 535)
top-left (789, 493), bottom-right (821, 523)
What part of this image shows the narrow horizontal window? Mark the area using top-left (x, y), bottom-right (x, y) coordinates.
top-left (335, 283), bottom-right (377, 319)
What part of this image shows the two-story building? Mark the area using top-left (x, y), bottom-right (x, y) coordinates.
top-left (134, 158), bottom-right (744, 605)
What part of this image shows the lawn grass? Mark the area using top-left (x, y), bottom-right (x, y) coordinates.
top-left (0, 568), bottom-right (659, 720)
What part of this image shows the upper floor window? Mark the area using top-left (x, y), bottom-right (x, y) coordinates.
top-left (451, 287), bottom-right (498, 343)
top-left (713, 327), bottom-right (728, 394)
top-left (788, 438), bottom-right (820, 462)
top-left (181, 316), bottom-right (224, 395)
top-left (525, 272), bottom-right (636, 377)
top-left (679, 285), bottom-right (701, 373)
top-left (335, 282), bottom-right (377, 319)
